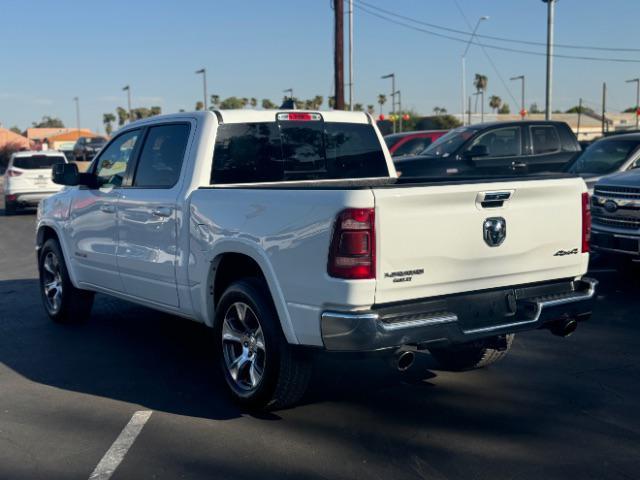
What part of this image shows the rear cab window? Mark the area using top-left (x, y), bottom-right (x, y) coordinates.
top-left (530, 125), bottom-right (561, 154)
top-left (211, 115), bottom-right (389, 184)
top-left (13, 155), bottom-right (65, 169)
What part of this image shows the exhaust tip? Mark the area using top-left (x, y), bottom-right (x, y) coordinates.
top-left (549, 318), bottom-right (578, 337)
top-left (396, 351), bottom-right (415, 371)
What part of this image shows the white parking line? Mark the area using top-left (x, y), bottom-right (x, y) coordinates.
top-left (89, 410), bottom-right (152, 480)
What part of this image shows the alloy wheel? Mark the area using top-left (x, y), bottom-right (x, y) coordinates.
top-left (42, 252), bottom-right (63, 314)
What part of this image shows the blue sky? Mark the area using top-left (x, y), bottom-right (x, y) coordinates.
top-left (1, 0), bottom-right (639, 132)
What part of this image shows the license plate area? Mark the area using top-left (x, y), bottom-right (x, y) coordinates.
top-left (449, 289), bottom-right (517, 331)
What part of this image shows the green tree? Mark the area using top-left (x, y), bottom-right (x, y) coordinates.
top-left (565, 105), bottom-right (594, 114)
top-left (529, 102), bottom-right (541, 114)
top-left (250, 97), bottom-right (258, 108)
top-left (328, 96), bottom-right (336, 109)
top-left (433, 106), bottom-right (442, 116)
top-left (498, 103), bottom-right (511, 114)
top-left (102, 113), bottom-right (116, 136)
top-left (262, 98), bottom-right (277, 109)
top-left (312, 95), bottom-right (324, 109)
top-left (32, 116), bottom-right (64, 128)
top-left (353, 103), bottom-right (364, 111)
top-left (195, 101), bottom-right (204, 111)
top-left (241, 97), bottom-right (249, 108)
top-left (473, 74), bottom-right (488, 93)
top-left (377, 94), bottom-right (387, 115)
top-left (116, 107), bottom-right (129, 127)
top-left (219, 97), bottom-right (246, 109)
top-left (150, 106), bottom-right (162, 116)
top-left (9, 126), bottom-right (22, 135)
top-left (416, 114), bottom-right (462, 130)
top-left (489, 95), bottom-right (502, 113)
top-left (624, 106), bottom-right (638, 113)
top-left (367, 105), bottom-right (375, 115)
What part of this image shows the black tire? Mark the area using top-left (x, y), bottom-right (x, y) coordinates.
top-left (38, 238), bottom-right (94, 323)
top-left (214, 278), bottom-right (312, 410)
top-left (429, 334), bottom-right (514, 371)
top-left (4, 197), bottom-right (16, 215)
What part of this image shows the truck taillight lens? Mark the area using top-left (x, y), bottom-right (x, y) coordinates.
top-left (582, 192), bottom-right (591, 253)
top-left (328, 208), bottom-right (376, 279)
top-left (7, 168), bottom-right (22, 177)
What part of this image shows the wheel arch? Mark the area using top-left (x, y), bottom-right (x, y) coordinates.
top-left (36, 222), bottom-right (80, 288)
top-left (203, 243), bottom-right (298, 345)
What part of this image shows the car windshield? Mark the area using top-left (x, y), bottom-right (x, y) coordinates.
top-left (88, 137), bottom-right (106, 145)
top-left (569, 139), bottom-right (640, 175)
top-left (421, 127), bottom-right (477, 157)
top-left (13, 155), bottom-right (65, 169)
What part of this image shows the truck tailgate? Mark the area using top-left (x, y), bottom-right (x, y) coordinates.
top-left (373, 178), bottom-right (589, 305)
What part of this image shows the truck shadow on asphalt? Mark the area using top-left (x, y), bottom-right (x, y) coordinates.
top-left (0, 270), bottom-right (639, 429)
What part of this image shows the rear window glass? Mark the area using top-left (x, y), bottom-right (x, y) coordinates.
top-left (211, 121), bottom-right (388, 184)
top-left (13, 155), bottom-right (65, 169)
top-left (531, 126), bottom-right (560, 154)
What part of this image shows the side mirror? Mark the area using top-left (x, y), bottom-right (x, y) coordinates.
top-left (465, 144), bottom-right (490, 159)
top-left (52, 163), bottom-right (79, 186)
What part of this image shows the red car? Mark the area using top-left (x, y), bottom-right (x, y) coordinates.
top-left (384, 130), bottom-right (448, 157)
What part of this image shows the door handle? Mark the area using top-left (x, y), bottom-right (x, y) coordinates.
top-left (100, 204), bottom-right (116, 214)
top-left (151, 207), bottom-right (173, 218)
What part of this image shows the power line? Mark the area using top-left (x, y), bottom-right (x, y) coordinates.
top-left (355, 0), bottom-right (640, 53)
top-left (352, 1), bottom-right (640, 63)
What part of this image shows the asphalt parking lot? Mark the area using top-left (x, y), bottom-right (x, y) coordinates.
top-left (1, 200), bottom-right (639, 480)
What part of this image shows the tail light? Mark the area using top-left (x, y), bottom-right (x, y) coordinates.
top-left (328, 208), bottom-right (376, 279)
top-left (7, 168), bottom-right (22, 177)
top-left (582, 192), bottom-right (591, 253)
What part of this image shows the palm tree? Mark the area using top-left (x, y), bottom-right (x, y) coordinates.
top-left (262, 98), bottom-right (276, 109)
top-left (116, 107), bottom-right (129, 127)
top-left (312, 95), bottom-right (324, 109)
top-left (353, 103), bottom-right (364, 112)
top-left (210, 94), bottom-right (220, 108)
top-left (474, 74), bottom-right (488, 93)
top-left (367, 105), bottom-right (375, 115)
top-left (328, 96), bottom-right (336, 109)
top-left (489, 95), bottom-right (502, 113)
top-left (149, 106), bottom-right (162, 116)
top-left (250, 98), bottom-right (257, 108)
top-left (377, 94), bottom-right (387, 115)
top-left (433, 106), bottom-right (442, 116)
top-left (102, 113), bottom-right (116, 136)
top-left (241, 98), bottom-right (249, 108)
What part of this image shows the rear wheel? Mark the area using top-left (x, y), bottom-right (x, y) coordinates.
top-left (4, 197), bottom-right (16, 215)
top-left (214, 279), bottom-right (311, 410)
top-left (429, 334), bottom-right (514, 371)
top-left (39, 238), bottom-right (94, 323)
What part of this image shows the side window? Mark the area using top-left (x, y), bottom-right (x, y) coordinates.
top-left (94, 130), bottom-right (140, 187)
top-left (393, 137), bottom-right (432, 156)
top-left (531, 126), bottom-right (560, 154)
top-left (468, 127), bottom-right (521, 158)
top-left (211, 123), bottom-right (282, 184)
top-left (133, 124), bottom-right (191, 188)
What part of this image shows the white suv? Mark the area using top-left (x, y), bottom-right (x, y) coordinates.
top-left (3, 151), bottom-right (67, 214)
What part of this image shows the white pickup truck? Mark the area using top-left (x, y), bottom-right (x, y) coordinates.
top-left (37, 110), bottom-right (596, 408)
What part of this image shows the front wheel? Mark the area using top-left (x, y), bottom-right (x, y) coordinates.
top-left (4, 197), bottom-right (16, 215)
top-left (39, 238), bottom-right (94, 323)
top-left (429, 334), bottom-right (514, 371)
top-left (214, 279), bottom-right (311, 410)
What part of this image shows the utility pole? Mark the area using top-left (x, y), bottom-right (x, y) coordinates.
top-left (543, 0), bottom-right (555, 120)
top-left (468, 96), bottom-right (472, 125)
top-left (510, 75), bottom-right (525, 119)
top-left (195, 68), bottom-right (207, 110)
top-left (333, 0), bottom-right (345, 110)
top-left (602, 82), bottom-right (607, 135)
top-left (577, 98), bottom-right (583, 139)
top-left (122, 85), bottom-right (132, 123)
top-left (461, 16), bottom-right (489, 125)
top-left (381, 73), bottom-right (395, 133)
top-left (626, 78), bottom-right (640, 130)
top-left (73, 97), bottom-right (80, 135)
top-left (348, 0), bottom-right (354, 110)
top-left (395, 90), bottom-right (402, 132)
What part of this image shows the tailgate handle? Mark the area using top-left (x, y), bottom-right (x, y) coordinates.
top-left (478, 191), bottom-right (513, 209)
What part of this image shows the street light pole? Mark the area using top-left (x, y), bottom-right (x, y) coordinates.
top-left (73, 97), bottom-right (80, 134)
top-left (542, 0), bottom-right (556, 120)
top-left (348, 0), bottom-right (354, 110)
top-left (195, 68), bottom-right (208, 110)
top-left (510, 75), bottom-right (525, 119)
top-left (122, 85), bottom-right (132, 123)
top-left (626, 78), bottom-right (640, 130)
top-left (462, 16), bottom-right (488, 125)
top-left (381, 73), bottom-right (395, 133)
